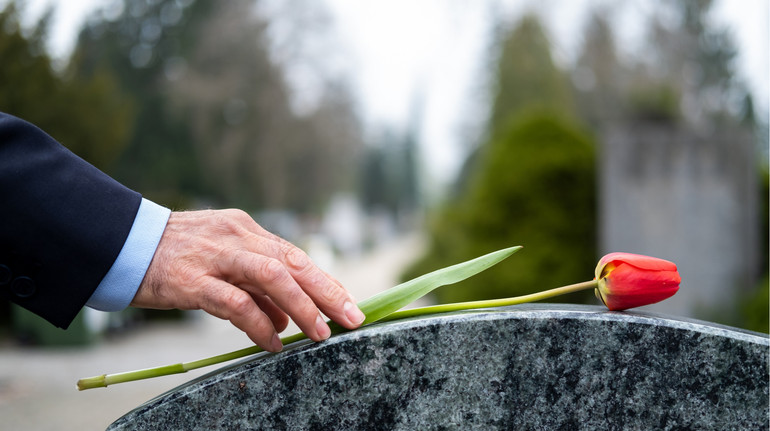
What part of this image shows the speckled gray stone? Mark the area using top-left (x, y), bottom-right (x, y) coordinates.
top-left (108, 305), bottom-right (769, 430)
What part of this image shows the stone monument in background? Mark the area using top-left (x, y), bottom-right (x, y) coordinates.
top-left (600, 122), bottom-right (759, 319)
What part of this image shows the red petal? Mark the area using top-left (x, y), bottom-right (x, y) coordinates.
top-left (601, 263), bottom-right (680, 310)
top-left (601, 252), bottom-right (677, 272)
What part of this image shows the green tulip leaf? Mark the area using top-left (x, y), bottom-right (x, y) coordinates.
top-left (355, 245), bottom-right (522, 325)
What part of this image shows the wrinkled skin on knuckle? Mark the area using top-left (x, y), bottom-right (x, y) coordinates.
top-left (225, 289), bottom-right (257, 320)
top-left (211, 209), bottom-right (252, 237)
top-left (284, 246), bottom-right (311, 271)
top-left (317, 280), bottom-right (343, 304)
top-left (257, 258), bottom-right (287, 285)
top-left (284, 250), bottom-right (341, 305)
top-left (164, 272), bottom-right (217, 312)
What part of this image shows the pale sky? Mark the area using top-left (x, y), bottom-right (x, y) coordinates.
top-left (313, 0), bottom-right (768, 188)
top-left (9, 0), bottom-right (770, 189)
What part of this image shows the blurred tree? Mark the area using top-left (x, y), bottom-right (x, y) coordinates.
top-left (360, 145), bottom-right (390, 214)
top-left (405, 112), bottom-right (596, 303)
top-left (404, 15), bottom-right (596, 303)
top-left (454, 14), bottom-right (577, 197)
top-left (575, 0), bottom-right (753, 127)
top-left (284, 83), bottom-right (363, 213)
top-left (359, 127), bottom-right (420, 222)
top-left (488, 14), bottom-right (575, 133)
top-left (166, 0), bottom-right (296, 209)
top-left (0, 2), bottom-right (133, 169)
top-left (70, 0), bottom-right (214, 205)
top-left (70, 0), bottom-right (363, 213)
top-left (636, 0), bottom-right (745, 124)
top-left (168, 0), bottom-right (362, 212)
top-left (572, 8), bottom-right (628, 129)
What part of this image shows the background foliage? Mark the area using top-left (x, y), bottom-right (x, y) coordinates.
top-left (403, 0), bottom-right (767, 335)
top-left (0, 3), bottom-right (133, 169)
top-left (66, 0), bottom-right (364, 212)
top-left (0, 0), bottom-right (765, 332)
top-left (404, 111), bottom-right (596, 303)
top-left (403, 14), bottom-right (596, 303)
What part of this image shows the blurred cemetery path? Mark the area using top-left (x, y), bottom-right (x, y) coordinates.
top-left (0, 233), bottom-right (425, 431)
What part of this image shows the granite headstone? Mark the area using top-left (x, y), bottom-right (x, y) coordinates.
top-left (108, 304), bottom-right (769, 430)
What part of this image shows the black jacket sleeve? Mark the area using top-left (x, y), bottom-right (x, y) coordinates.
top-left (0, 112), bottom-right (142, 328)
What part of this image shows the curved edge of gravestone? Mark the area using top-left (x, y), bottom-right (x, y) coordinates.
top-left (108, 304), bottom-right (769, 431)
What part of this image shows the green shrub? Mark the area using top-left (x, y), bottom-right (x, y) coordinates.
top-left (737, 276), bottom-right (769, 334)
top-left (404, 110), bottom-right (597, 304)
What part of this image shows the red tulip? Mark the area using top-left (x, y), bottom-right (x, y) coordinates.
top-left (594, 252), bottom-right (680, 311)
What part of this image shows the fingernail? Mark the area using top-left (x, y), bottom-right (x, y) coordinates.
top-left (344, 301), bottom-right (366, 326)
top-left (316, 315), bottom-right (331, 340)
top-left (271, 334), bottom-right (283, 352)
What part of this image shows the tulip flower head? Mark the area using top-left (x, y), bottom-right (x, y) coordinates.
top-left (594, 252), bottom-right (680, 311)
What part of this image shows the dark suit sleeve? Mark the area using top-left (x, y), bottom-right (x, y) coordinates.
top-left (0, 112), bottom-right (142, 328)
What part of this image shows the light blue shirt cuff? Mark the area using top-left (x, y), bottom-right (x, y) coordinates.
top-left (86, 198), bottom-right (171, 312)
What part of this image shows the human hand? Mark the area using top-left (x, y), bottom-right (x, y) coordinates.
top-left (131, 209), bottom-right (365, 352)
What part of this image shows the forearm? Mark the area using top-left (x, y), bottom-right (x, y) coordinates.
top-left (0, 112), bottom-right (141, 328)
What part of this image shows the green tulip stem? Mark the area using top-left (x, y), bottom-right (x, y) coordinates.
top-left (378, 279), bottom-right (599, 323)
top-left (76, 331), bottom-right (311, 390)
top-left (77, 278), bottom-right (598, 390)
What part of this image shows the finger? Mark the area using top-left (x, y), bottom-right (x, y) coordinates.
top-left (244, 236), bottom-right (365, 329)
top-left (209, 211), bottom-right (364, 333)
top-left (251, 292), bottom-right (290, 333)
top-left (198, 277), bottom-right (284, 352)
top-left (321, 270), bottom-right (349, 295)
top-left (280, 245), bottom-right (365, 330)
top-left (225, 251), bottom-right (331, 342)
